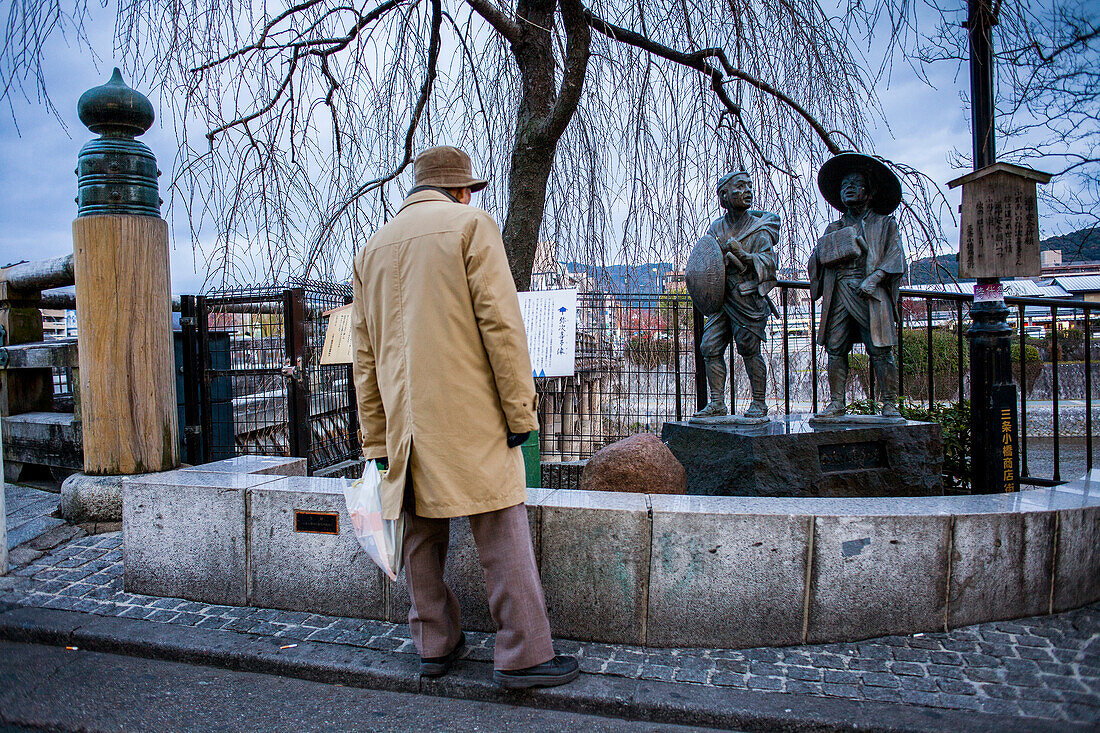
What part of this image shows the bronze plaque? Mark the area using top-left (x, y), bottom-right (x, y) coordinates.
top-left (686, 234), bottom-right (725, 316)
top-left (818, 442), bottom-right (887, 473)
top-left (295, 510), bottom-right (339, 534)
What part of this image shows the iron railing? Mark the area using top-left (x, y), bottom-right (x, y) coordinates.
top-left (179, 279), bottom-right (358, 474)
top-left (538, 285), bottom-right (1096, 490)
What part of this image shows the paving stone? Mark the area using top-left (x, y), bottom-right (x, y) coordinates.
top-left (787, 666), bottom-right (824, 681)
top-left (673, 667), bottom-right (709, 684)
top-left (638, 665), bottom-right (677, 683)
top-left (930, 651), bottom-right (963, 665)
top-left (899, 676), bottom-right (940, 692)
top-left (979, 698), bottom-right (1024, 716)
top-left (863, 687), bottom-right (903, 703)
top-left (821, 683), bottom-right (861, 697)
top-left (926, 663), bottom-right (966, 680)
top-left (1043, 675), bottom-right (1088, 693)
top-left (937, 678), bottom-right (977, 695)
top-left (748, 661), bottom-right (781, 677)
top-left (823, 669), bottom-right (860, 685)
top-left (964, 667), bottom-right (1005, 683)
top-left (893, 647), bottom-right (931, 663)
top-left (746, 675), bottom-right (783, 691)
top-left (862, 672), bottom-right (901, 688)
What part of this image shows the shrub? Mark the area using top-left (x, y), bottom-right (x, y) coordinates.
top-left (851, 327), bottom-right (966, 401)
top-left (1011, 340), bottom-right (1043, 393)
top-left (624, 333), bottom-right (672, 368)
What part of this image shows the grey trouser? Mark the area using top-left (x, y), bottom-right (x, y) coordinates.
top-left (402, 503), bottom-right (554, 670)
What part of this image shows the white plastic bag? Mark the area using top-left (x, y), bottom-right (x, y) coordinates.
top-left (343, 460), bottom-right (405, 581)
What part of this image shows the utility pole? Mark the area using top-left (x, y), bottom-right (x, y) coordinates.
top-left (964, 0), bottom-right (1017, 493)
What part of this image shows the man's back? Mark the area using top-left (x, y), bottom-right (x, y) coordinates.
top-left (351, 188), bottom-right (537, 521)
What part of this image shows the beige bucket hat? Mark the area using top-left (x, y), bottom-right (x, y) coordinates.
top-left (413, 145), bottom-right (489, 192)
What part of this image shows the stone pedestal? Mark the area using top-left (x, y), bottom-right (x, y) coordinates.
top-left (661, 415), bottom-right (943, 498)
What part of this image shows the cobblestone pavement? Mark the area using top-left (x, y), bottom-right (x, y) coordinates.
top-left (5, 483), bottom-right (64, 551)
top-left (2, 532), bottom-right (1097, 725)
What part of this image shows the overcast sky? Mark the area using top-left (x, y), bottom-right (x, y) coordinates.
top-left (0, 3), bottom-right (1052, 294)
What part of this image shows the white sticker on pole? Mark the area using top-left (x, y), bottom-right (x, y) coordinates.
top-left (518, 289), bottom-right (577, 378)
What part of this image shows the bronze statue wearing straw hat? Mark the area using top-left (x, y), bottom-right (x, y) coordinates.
top-left (809, 152), bottom-right (905, 420)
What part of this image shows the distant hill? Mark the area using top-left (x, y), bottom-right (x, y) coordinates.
top-left (1040, 226), bottom-right (1100, 262)
top-left (564, 262), bottom-right (677, 294)
top-left (907, 226), bottom-right (1097, 284)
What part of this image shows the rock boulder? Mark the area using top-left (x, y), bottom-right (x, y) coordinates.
top-left (580, 434), bottom-right (686, 495)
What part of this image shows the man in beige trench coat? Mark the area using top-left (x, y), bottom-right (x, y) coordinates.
top-left (351, 145), bottom-right (578, 689)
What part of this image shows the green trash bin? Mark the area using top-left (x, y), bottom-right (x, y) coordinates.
top-left (521, 430), bottom-right (541, 488)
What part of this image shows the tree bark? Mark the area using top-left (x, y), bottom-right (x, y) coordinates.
top-left (497, 0), bottom-right (590, 292)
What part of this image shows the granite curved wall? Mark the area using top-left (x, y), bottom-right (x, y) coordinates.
top-left (124, 458), bottom-right (1100, 649)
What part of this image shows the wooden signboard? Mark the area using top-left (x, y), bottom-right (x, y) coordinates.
top-left (320, 304), bottom-right (355, 364)
top-left (948, 162), bottom-right (1052, 279)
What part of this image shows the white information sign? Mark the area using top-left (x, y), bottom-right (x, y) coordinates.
top-left (518, 289), bottom-right (577, 378)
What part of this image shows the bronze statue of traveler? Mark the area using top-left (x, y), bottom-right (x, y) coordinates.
top-left (809, 152), bottom-right (905, 419)
top-left (686, 171), bottom-right (779, 419)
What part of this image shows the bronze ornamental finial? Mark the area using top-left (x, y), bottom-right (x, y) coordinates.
top-left (75, 68), bottom-right (161, 217)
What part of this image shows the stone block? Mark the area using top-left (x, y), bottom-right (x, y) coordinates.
top-left (539, 490), bottom-right (650, 644)
top-left (808, 514), bottom-right (949, 644)
top-left (1053, 506), bottom-right (1100, 612)
top-left (123, 470), bottom-right (281, 605)
top-left (248, 477), bottom-right (384, 619)
top-left (647, 495), bottom-right (810, 648)
top-left (949, 511), bottom-right (1055, 628)
top-left (385, 489), bottom-right (548, 632)
top-left (662, 416), bottom-right (942, 498)
top-left (182, 455), bottom-right (307, 477)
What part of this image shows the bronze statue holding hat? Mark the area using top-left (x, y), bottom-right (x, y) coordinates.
top-left (809, 152), bottom-right (905, 420)
top-left (686, 170), bottom-right (780, 420)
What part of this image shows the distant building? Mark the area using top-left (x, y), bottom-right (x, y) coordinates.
top-left (1052, 275), bottom-right (1100, 303)
top-left (530, 241), bottom-right (591, 291)
top-left (664, 271), bottom-right (686, 293)
top-left (42, 309), bottom-right (77, 340)
top-left (563, 262), bottom-right (677, 295)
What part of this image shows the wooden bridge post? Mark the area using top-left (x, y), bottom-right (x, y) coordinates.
top-left (71, 69), bottom-right (178, 475)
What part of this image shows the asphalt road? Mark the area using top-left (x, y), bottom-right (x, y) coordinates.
top-left (0, 641), bottom-right (723, 732)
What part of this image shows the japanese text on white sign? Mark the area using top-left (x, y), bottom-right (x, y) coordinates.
top-left (518, 289), bottom-right (577, 378)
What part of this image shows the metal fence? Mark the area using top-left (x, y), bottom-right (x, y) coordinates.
top-left (179, 279), bottom-right (358, 474)
top-left (174, 279), bottom-right (1095, 489)
top-left (535, 293), bottom-right (697, 461)
top-left (539, 285), bottom-right (1096, 489)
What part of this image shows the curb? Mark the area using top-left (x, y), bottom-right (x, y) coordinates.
top-left (0, 605), bottom-right (1076, 733)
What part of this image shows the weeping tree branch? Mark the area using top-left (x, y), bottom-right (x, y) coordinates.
top-left (302, 0), bottom-right (443, 277)
top-left (583, 6), bottom-right (842, 155)
top-left (465, 0), bottom-right (521, 42)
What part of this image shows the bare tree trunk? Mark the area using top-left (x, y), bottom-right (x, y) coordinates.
top-left (503, 123), bottom-right (556, 291)
top-left (494, 0), bottom-right (590, 291)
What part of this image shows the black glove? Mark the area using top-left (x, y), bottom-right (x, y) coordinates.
top-left (374, 457), bottom-right (388, 471)
top-left (506, 431), bottom-right (530, 448)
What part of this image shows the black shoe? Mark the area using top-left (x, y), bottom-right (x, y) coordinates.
top-left (493, 655), bottom-right (579, 689)
top-left (419, 633), bottom-right (465, 677)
